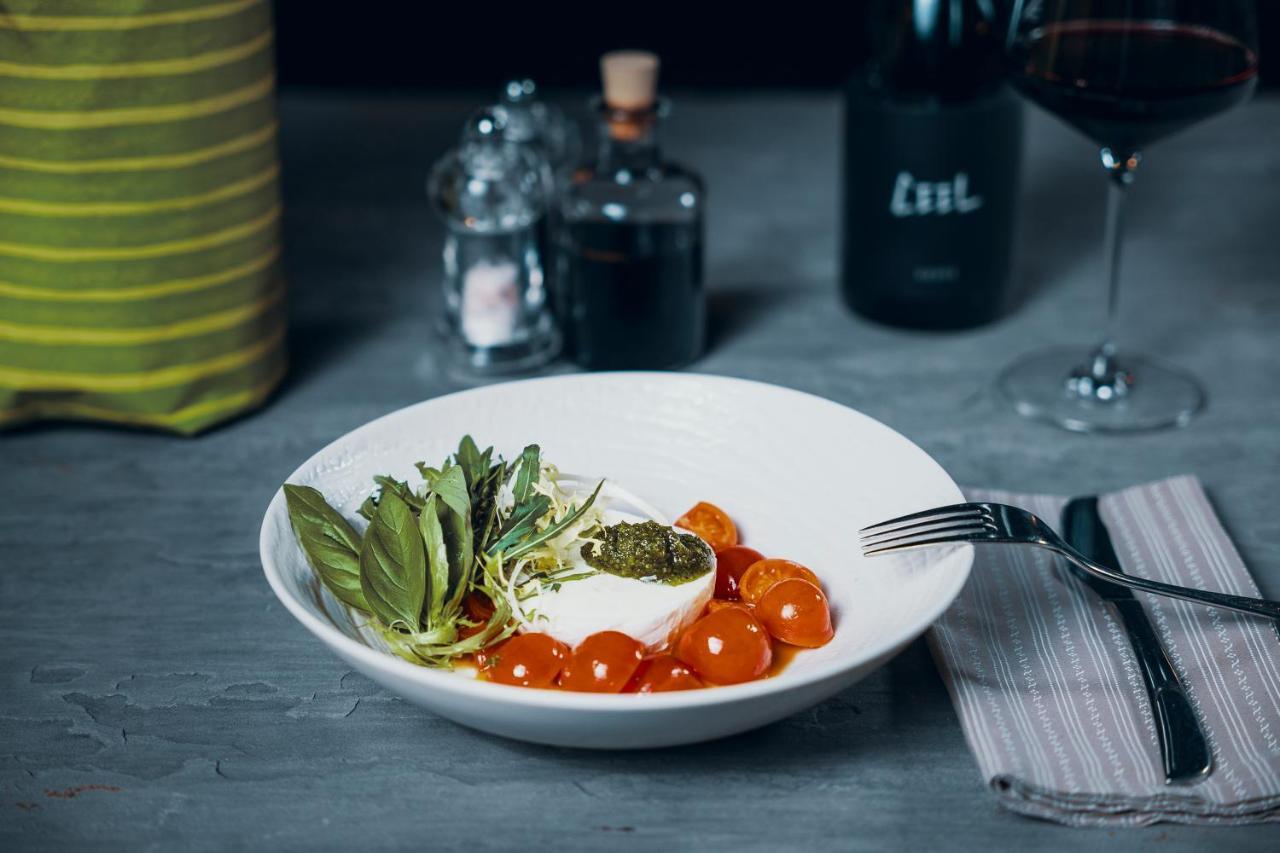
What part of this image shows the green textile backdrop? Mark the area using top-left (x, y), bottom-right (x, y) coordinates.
top-left (0, 0), bottom-right (285, 434)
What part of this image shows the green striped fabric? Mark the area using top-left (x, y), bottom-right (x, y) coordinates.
top-left (0, 0), bottom-right (285, 435)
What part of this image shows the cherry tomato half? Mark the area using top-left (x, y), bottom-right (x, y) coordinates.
top-left (713, 545), bottom-right (764, 599)
top-left (675, 502), bottom-right (738, 552)
top-left (756, 578), bottom-right (835, 648)
top-left (626, 654), bottom-right (704, 693)
top-left (464, 592), bottom-right (496, 622)
top-left (705, 598), bottom-right (752, 616)
top-left (480, 633), bottom-right (569, 688)
top-left (738, 559), bottom-right (821, 605)
top-left (459, 592), bottom-right (497, 638)
top-left (676, 607), bottom-right (772, 685)
top-left (559, 631), bottom-right (645, 693)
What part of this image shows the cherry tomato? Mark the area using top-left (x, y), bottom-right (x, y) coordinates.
top-left (626, 654), bottom-right (704, 693)
top-left (756, 578), bottom-right (835, 648)
top-left (464, 592), bottom-right (495, 622)
top-left (559, 631), bottom-right (645, 693)
top-left (480, 633), bottom-right (569, 688)
top-left (713, 545), bottom-right (764, 599)
top-left (675, 502), bottom-right (738, 552)
top-left (705, 599), bottom-right (752, 615)
top-left (738, 559), bottom-right (821, 605)
top-left (459, 592), bottom-right (496, 638)
top-left (675, 607), bottom-right (772, 685)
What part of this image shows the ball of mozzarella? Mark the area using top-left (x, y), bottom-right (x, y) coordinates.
top-left (517, 510), bottom-right (715, 651)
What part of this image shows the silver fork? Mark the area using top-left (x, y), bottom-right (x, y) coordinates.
top-left (859, 502), bottom-right (1280, 620)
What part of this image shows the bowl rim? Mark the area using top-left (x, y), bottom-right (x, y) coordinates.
top-left (259, 372), bottom-right (973, 711)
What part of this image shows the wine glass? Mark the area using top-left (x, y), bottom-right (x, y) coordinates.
top-left (1001, 0), bottom-right (1259, 432)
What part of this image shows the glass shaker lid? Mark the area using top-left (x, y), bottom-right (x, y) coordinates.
top-left (497, 78), bottom-right (540, 146)
top-left (428, 107), bottom-right (549, 233)
top-left (495, 78), bottom-right (580, 171)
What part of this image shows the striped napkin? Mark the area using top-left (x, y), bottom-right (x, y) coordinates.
top-left (929, 475), bottom-right (1280, 826)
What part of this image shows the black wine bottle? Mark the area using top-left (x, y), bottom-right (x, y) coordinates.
top-left (842, 0), bottom-right (1024, 329)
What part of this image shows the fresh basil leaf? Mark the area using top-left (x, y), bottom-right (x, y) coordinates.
top-left (506, 480), bottom-right (604, 561)
top-left (358, 491), bottom-right (426, 631)
top-left (486, 494), bottom-right (551, 556)
top-left (431, 464), bottom-right (470, 519)
top-left (512, 444), bottom-right (540, 506)
top-left (430, 465), bottom-right (473, 615)
top-left (418, 494), bottom-right (450, 628)
top-left (455, 435), bottom-right (482, 490)
top-left (454, 435), bottom-right (495, 493)
top-left (414, 462), bottom-right (443, 487)
top-left (357, 495), bottom-right (378, 522)
top-left (283, 485), bottom-right (370, 613)
top-left (372, 475), bottom-right (425, 511)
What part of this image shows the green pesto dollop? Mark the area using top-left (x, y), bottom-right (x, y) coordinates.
top-left (582, 521), bottom-right (714, 586)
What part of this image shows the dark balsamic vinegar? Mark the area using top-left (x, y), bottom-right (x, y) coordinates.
top-left (557, 51), bottom-right (705, 371)
top-left (1009, 21), bottom-right (1259, 153)
top-left (559, 220), bottom-right (703, 370)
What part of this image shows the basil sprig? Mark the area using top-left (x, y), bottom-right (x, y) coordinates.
top-left (454, 435), bottom-right (492, 493)
top-left (282, 436), bottom-right (604, 668)
top-left (429, 465), bottom-right (474, 617)
top-left (283, 485), bottom-right (370, 613)
top-left (359, 491), bottom-right (426, 631)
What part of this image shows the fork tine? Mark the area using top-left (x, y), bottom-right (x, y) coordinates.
top-left (858, 503), bottom-right (985, 536)
top-left (860, 520), bottom-right (992, 548)
top-left (859, 512), bottom-right (994, 543)
top-left (861, 528), bottom-right (992, 557)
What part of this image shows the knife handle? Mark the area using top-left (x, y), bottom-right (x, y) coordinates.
top-left (1112, 599), bottom-right (1212, 784)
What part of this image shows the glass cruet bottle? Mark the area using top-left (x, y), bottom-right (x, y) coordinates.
top-left (556, 51), bottom-right (705, 370)
top-left (427, 108), bottom-right (560, 374)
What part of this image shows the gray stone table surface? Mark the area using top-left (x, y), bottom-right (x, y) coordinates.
top-left (3, 91), bottom-right (1278, 852)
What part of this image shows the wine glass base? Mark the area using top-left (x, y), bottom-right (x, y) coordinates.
top-left (998, 345), bottom-right (1205, 433)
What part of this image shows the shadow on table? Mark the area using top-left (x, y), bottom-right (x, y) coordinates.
top-left (1011, 159), bottom-right (1102, 312)
top-left (284, 315), bottom-right (387, 389)
top-left (707, 284), bottom-right (801, 350)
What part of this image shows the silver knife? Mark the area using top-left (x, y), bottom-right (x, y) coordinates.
top-left (1062, 496), bottom-right (1212, 785)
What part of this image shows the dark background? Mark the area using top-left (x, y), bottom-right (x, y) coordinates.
top-left (273, 2), bottom-right (1278, 93)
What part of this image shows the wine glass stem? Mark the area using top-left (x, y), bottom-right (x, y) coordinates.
top-left (1066, 149), bottom-right (1139, 402)
top-left (1100, 151), bottom-right (1135, 356)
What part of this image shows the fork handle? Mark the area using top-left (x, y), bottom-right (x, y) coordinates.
top-left (1059, 550), bottom-right (1280, 621)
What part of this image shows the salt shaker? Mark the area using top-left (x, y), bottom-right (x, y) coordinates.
top-left (496, 78), bottom-right (580, 182)
top-left (428, 108), bottom-right (560, 373)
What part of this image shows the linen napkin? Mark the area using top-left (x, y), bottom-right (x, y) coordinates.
top-left (928, 475), bottom-right (1280, 826)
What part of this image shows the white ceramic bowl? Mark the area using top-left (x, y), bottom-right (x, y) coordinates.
top-left (260, 373), bottom-right (971, 748)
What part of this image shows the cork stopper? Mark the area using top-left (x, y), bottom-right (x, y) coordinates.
top-left (601, 50), bottom-right (659, 111)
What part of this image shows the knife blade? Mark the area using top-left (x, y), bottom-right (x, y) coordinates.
top-left (1062, 496), bottom-right (1212, 785)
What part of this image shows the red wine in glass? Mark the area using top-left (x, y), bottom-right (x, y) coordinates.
top-left (1009, 20), bottom-right (1259, 154)
top-left (998, 3), bottom-right (1260, 433)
